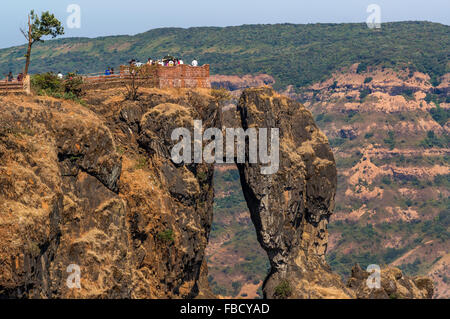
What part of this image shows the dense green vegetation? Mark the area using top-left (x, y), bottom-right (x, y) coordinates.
top-left (372, 154), bottom-right (449, 167)
top-left (30, 71), bottom-right (85, 104)
top-left (1, 22), bottom-right (448, 89)
top-left (420, 130), bottom-right (449, 148)
top-left (429, 105), bottom-right (450, 126)
top-left (327, 207), bottom-right (450, 278)
top-left (384, 131), bottom-right (396, 150)
top-left (273, 280), bottom-right (292, 299)
top-left (156, 229), bottom-right (175, 244)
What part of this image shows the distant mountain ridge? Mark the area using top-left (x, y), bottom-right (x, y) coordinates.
top-left (0, 21), bottom-right (448, 89)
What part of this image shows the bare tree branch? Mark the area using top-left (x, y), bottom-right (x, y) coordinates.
top-left (20, 28), bottom-right (29, 41)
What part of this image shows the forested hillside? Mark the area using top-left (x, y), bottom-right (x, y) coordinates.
top-left (0, 21), bottom-right (448, 89)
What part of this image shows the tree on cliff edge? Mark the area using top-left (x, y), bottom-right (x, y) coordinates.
top-left (21, 10), bottom-right (64, 75)
top-left (122, 65), bottom-right (156, 100)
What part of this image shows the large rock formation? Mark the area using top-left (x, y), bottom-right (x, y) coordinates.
top-left (127, 92), bottom-right (220, 298)
top-left (0, 90), bottom-right (220, 298)
top-left (231, 88), bottom-right (354, 298)
top-left (0, 97), bottom-right (129, 298)
top-left (224, 87), bottom-right (434, 299)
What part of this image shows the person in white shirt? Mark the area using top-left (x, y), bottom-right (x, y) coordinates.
top-left (192, 60), bottom-right (198, 67)
top-left (179, 60), bottom-right (184, 65)
top-left (57, 72), bottom-right (63, 79)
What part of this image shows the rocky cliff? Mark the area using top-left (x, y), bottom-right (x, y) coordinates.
top-left (0, 89), bottom-right (220, 298)
top-left (0, 86), bottom-right (434, 299)
top-left (232, 88), bottom-right (354, 298)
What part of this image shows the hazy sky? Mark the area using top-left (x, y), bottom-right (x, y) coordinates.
top-left (1, 0), bottom-right (448, 48)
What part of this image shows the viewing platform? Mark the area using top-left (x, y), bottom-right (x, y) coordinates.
top-left (82, 64), bottom-right (211, 90)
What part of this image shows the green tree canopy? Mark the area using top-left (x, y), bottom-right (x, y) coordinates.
top-left (22, 10), bottom-right (64, 44)
top-left (21, 10), bottom-right (64, 75)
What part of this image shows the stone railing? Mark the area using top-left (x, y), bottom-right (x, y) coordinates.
top-left (0, 75), bottom-right (30, 95)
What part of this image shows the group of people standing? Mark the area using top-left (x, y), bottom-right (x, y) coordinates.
top-left (128, 56), bottom-right (199, 68)
top-left (4, 71), bottom-right (24, 82)
top-left (149, 58), bottom-right (184, 67)
top-left (97, 56), bottom-right (201, 77)
top-left (5, 55), bottom-right (202, 82)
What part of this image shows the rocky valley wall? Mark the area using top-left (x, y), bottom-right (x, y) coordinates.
top-left (0, 89), bottom-right (219, 298)
top-left (0, 85), bottom-right (434, 299)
